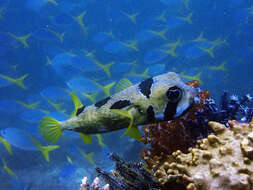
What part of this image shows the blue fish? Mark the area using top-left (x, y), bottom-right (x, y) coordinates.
top-left (0, 77), bottom-right (12, 88)
top-left (104, 41), bottom-right (128, 54)
top-left (148, 64), bottom-right (166, 76)
top-left (70, 55), bottom-right (103, 74)
top-left (135, 30), bottom-right (158, 43)
top-left (143, 49), bottom-right (167, 64)
top-left (53, 13), bottom-right (73, 26)
top-left (0, 128), bottom-right (39, 151)
top-left (32, 28), bottom-right (56, 42)
top-left (25, 0), bottom-right (46, 11)
top-left (10, 177), bottom-right (33, 190)
top-left (165, 17), bottom-right (186, 29)
top-left (40, 86), bottom-right (70, 102)
top-left (183, 44), bottom-right (206, 59)
top-left (111, 62), bottom-right (133, 76)
top-left (160, 0), bottom-right (183, 6)
top-left (58, 163), bottom-right (77, 183)
top-left (19, 109), bottom-right (46, 124)
top-left (0, 100), bottom-right (25, 114)
top-left (92, 32), bottom-right (113, 44)
top-left (67, 76), bottom-right (99, 94)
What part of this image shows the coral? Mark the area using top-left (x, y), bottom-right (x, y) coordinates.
top-left (79, 176), bottom-right (109, 190)
top-left (154, 120), bottom-right (253, 190)
top-left (140, 81), bottom-right (253, 169)
top-left (96, 153), bottom-right (160, 190)
top-left (140, 81), bottom-right (213, 169)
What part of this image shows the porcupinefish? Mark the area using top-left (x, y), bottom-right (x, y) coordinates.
top-left (39, 72), bottom-right (197, 142)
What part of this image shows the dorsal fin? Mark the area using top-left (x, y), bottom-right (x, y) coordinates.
top-left (76, 106), bottom-right (85, 116)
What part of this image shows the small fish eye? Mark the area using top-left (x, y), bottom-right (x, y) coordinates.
top-left (166, 86), bottom-right (182, 102)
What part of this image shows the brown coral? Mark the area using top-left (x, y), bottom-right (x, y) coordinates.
top-left (154, 120), bottom-right (253, 190)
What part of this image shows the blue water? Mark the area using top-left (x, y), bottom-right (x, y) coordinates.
top-left (0, 0), bottom-right (253, 189)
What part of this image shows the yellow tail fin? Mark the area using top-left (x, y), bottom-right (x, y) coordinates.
top-left (110, 109), bottom-right (141, 140)
top-left (77, 147), bottom-right (95, 166)
top-left (82, 92), bottom-right (98, 104)
top-left (2, 158), bottom-right (17, 178)
top-left (0, 73), bottom-right (28, 89)
top-left (94, 81), bottom-right (116, 97)
top-left (94, 60), bottom-right (115, 78)
top-left (0, 137), bottom-right (12, 155)
top-left (39, 145), bottom-right (59, 162)
top-left (29, 135), bottom-right (59, 162)
top-left (16, 100), bottom-right (40, 109)
top-left (39, 116), bottom-right (62, 143)
top-left (67, 155), bottom-right (73, 164)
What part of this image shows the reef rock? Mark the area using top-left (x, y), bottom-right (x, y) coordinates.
top-left (154, 120), bottom-right (253, 190)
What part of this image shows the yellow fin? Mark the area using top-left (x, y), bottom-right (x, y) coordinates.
top-left (159, 46), bottom-right (178, 57)
top-left (198, 45), bottom-right (215, 58)
top-left (67, 156), bottom-right (73, 164)
top-left (0, 137), bottom-right (12, 155)
top-left (80, 133), bottom-right (91, 144)
top-left (120, 40), bottom-right (139, 51)
top-left (29, 135), bottom-right (59, 162)
top-left (77, 147), bottom-right (95, 165)
top-left (177, 12), bottom-right (193, 24)
top-left (93, 60), bottom-right (115, 78)
top-left (2, 158), bottom-right (17, 178)
top-left (127, 68), bottom-right (150, 79)
top-left (208, 61), bottom-right (228, 71)
top-left (148, 28), bottom-right (168, 40)
top-left (39, 116), bottom-right (62, 143)
top-left (44, 98), bottom-right (66, 114)
top-left (73, 11), bottom-right (88, 33)
top-left (115, 78), bottom-right (133, 93)
top-left (0, 73), bottom-right (28, 89)
top-left (156, 11), bottom-right (167, 22)
top-left (67, 91), bottom-right (84, 117)
top-left (7, 33), bottom-right (31, 48)
top-left (48, 29), bottom-right (64, 43)
top-left (16, 100), bottom-right (40, 109)
top-left (121, 11), bottom-right (139, 24)
top-left (192, 32), bottom-right (207, 42)
top-left (95, 134), bottom-right (105, 146)
top-left (82, 92), bottom-right (98, 104)
top-left (94, 81), bottom-right (115, 97)
top-left (181, 72), bottom-right (203, 84)
top-left (110, 109), bottom-right (141, 140)
top-left (163, 37), bottom-right (182, 49)
top-left (47, 0), bottom-right (58, 6)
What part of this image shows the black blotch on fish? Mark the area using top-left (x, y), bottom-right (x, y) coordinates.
top-left (76, 106), bottom-right (85, 116)
top-left (163, 102), bottom-right (178, 121)
top-left (166, 86), bottom-right (182, 102)
top-left (138, 77), bottom-right (153, 98)
top-left (110, 100), bottom-right (132, 109)
top-left (146, 106), bottom-right (155, 123)
top-left (95, 97), bottom-right (110, 108)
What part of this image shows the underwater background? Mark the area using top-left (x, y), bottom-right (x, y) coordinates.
top-left (0, 0), bottom-right (253, 189)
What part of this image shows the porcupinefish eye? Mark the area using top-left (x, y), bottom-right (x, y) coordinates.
top-left (166, 86), bottom-right (182, 103)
